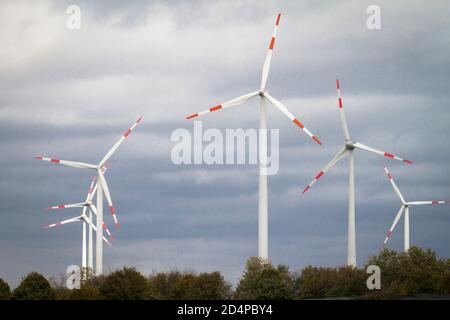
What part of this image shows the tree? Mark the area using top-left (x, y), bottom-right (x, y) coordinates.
top-left (365, 246), bottom-right (448, 297)
top-left (326, 266), bottom-right (367, 298)
top-left (12, 272), bottom-right (56, 300)
top-left (0, 278), bottom-right (11, 300)
top-left (149, 271), bottom-right (231, 299)
top-left (293, 266), bottom-right (337, 299)
top-left (99, 267), bottom-right (153, 300)
top-left (234, 257), bottom-right (294, 300)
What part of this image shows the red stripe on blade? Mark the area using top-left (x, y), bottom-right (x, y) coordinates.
top-left (35, 156), bottom-right (43, 160)
top-left (186, 113), bottom-right (198, 120)
top-left (123, 128), bottom-right (132, 138)
top-left (276, 14), bottom-right (281, 26)
top-left (384, 152), bottom-right (394, 158)
top-left (315, 171), bottom-right (324, 180)
top-left (403, 159), bottom-right (413, 164)
top-left (432, 201), bottom-right (438, 204)
top-left (336, 79), bottom-right (340, 89)
top-left (302, 186), bottom-right (310, 194)
top-left (210, 105), bottom-right (222, 112)
top-left (312, 136), bottom-right (322, 145)
top-left (269, 37), bottom-right (276, 50)
top-left (293, 119), bottom-right (304, 129)
top-left (338, 98), bottom-right (343, 108)
top-left (51, 159), bottom-right (60, 163)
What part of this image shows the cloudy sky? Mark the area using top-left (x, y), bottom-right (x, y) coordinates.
top-left (1, 0), bottom-right (449, 287)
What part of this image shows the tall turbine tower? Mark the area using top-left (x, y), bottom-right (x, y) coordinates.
top-left (302, 80), bottom-right (412, 266)
top-left (186, 14), bottom-right (322, 259)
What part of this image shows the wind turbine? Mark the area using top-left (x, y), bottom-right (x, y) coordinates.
top-left (185, 14), bottom-right (322, 259)
top-left (382, 164), bottom-right (449, 251)
top-left (302, 80), bottom-right (412, 266)
top-left (46, 179), bottom-right (115, 270)
top-left (35, 116), bottom-right (142, 275)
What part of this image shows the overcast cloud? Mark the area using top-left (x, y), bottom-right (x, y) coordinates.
top-left (0, 0), bottom-right (449, 287)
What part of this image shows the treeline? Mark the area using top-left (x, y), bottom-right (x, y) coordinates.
top-left (0, 247), bottom-right (449, 300)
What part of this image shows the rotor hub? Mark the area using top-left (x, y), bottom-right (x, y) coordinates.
top-left (345, 140), bottom-right (355, 150)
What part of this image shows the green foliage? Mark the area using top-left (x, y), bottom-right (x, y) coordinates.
top-left (294, 266), bottom-right (367, 299)
top-left (0, 278), bottom-right (11, 300)
top-left (234, 257), bottom-right (294, 300)
top-left (99, 267), bottom-right (153, 300)
top-left (365, 246), bottom-right (449, 297)
top-left (149, 271), bottom-right (231, 299)
top-left (12, 272), bottom-right (56, 300)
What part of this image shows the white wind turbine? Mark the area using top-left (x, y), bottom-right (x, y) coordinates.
top-left (185, 13), bottom-right (322, 259)
top-left (35, 116), bottom-right (142, 275)
top-left (45, 174), bottom-right (114, 270)
top-left (382, 164), bottom-right (449, 251)
top-left (302, 80), bottom-right (412, 266)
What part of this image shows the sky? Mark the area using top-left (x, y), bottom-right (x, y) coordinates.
top-left (0, 0), bottom-right (449, 288)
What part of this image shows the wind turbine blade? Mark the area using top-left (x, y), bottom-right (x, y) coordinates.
top-left (46, 202), bottom-right (88, 210)
top-left (383, 205), bottom-right (405, 246)
top-left (383, 164), bottom-right (406, 203)
top-left (260, 13), bottom-right (282, 90)
top-left (98, 170), bottom-right (120, 229)
top-left (34, 156), bottom-right (97, 169)
top-left (88, 204), bottom-right (114, 240)
top-left (406, 200), bottom-right (449, 206)
top-left (302, 147), bottom-right (348, 193)
top-left (83, 215), bottom-right (113, 246)
top-left (186, 91), bottom-right (259, 120)
top-left (263, 93), bottom-right (322, 145)
top-left (353, 142), bottom-right (412, 164)
top-left (336, 79), bottom-right (350, 140)
top-left (98, 116), bottom-right (143, 168)
top-left (43, 216), bottom-right (81, 229)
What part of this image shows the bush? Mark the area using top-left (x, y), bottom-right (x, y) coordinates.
top-left (149, 271), bottom-right (231, 299)
top-left (100, 267), bottom-right (153, 300)
top-left (0, 278), bottom-right (11, 300)
top-left (294, 266), bottom-right (337, 299)
top-left (12, 272), bottom-right (56, 300)
top-left (234, 257), bottom-right (294, 300)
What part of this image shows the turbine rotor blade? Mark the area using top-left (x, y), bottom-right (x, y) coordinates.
top-left (260, 13), bottom-right (282, 90)
top-left (336, 79), bottom-right (351, 140)
top-left (82, 215), bottom-right (113, 246)
top-left (406, 200), bottom-right (449, 206)
top-left (263, 92), bottom-right (322, 145)
top-left (302, 147), bottom-right (348, 193)
top-left (353, 142), bottom-right (412, 164)
top-left (383, 205), bottom-right (405, 246)
top-left (98, 116), bottom-right (143, 168)
top-left (43, 216), bottom-right (81, 229)
top-left (47, 202), bottom-right (88, 210)
top-left (98, 170), bottom-right (120, 229)
top-left (34, 157), bottom-right (97, 169)
top-left (383, 164), bottom-right (406, 203)
top-left (88, 204), bottom-right (114, 240)
top-left (186, 91), bottom-right (259, 120)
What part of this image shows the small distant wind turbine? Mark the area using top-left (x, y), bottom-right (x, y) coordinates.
top-left (47, 172), bottom-right (114, 270)
top-left (186, 14), bottom-right (322, 260)
top-left (302, 80), bottom-right (412, 266)
top-left (35, 116), bottom-right (142, 275)
top-left (382, 164), bottom-right (449, 251)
